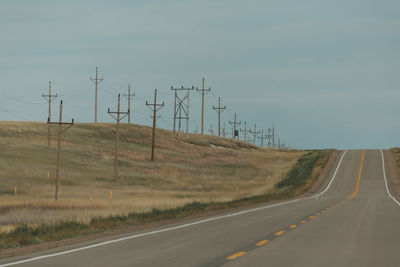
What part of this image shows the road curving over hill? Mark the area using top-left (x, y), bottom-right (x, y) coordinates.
top-left (1, 150), bottom-right (399, 267)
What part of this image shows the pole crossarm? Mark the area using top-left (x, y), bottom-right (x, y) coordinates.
top-left (47, 120), bottom-right (74, 135)
top-left (42, 94), bottom-right (58, 101)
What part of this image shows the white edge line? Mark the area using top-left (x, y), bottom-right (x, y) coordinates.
top-left (0, 150), bottom-right (348, 267)
top-left (380, 149), bottom-right (400, 206)
top-left (312, 150), bottom-right (347, 199)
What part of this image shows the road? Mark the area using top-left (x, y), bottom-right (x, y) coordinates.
top-left (1, 150), bottom-right (399, 266)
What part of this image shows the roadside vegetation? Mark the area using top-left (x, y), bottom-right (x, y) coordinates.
top-left (0, 121), bottom-right (333, 250)
top-left (390, 148), bottom-right (400, 168)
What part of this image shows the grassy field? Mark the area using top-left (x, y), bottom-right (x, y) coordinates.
top-left (0, 121), bottom-right (305, 233)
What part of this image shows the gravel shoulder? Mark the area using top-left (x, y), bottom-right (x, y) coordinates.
top-left (384, 150), bottom-right (400, 201)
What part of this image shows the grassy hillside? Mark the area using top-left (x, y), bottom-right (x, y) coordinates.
top-left (0, 121), bottom-right (304, 233)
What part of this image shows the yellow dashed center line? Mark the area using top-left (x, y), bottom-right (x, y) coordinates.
top-left (226, 251), bottom-right (246, 260)
top-left (224, 150), bottom-right (366, 263)
top-left (256, 240), bottom-right (269, 246)
top-left (352, 149), bottom-right (365, 198)
top-left (275, 230), bottom-right (285, 236)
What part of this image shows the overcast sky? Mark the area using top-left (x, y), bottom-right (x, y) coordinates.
top-left (0, 0), bottom-right (399, 149)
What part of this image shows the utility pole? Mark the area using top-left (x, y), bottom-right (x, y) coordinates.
top-left (42, 81), bottom-right (58, 148)
top-left (229, 113), bottom-right (241, 140)
top-left (249, 124), bottom-right (260, 146)
top-left (240, 121), bottom-right (249, 142)
top-left (171, 86), bottom-right (194, 136)
top-left (47, 100), bottom-right (74, 202)
top-left (146, 89), bottom-right (164, 161)
top-left (272, 123), bottom-right (275, 148)
top-left (123, 84), bottom-right (135, 124)
top-left (208, 124), bottom-right (214, 135)
top-left (212, 97), bottom-right (226, 137)
top-left (267, 128), bottom-right (272, 148)
top-left (107, 94), bottom-right (129, 182)
top-left (258, 129), bottom-right (267, 147)
top-left (90, 67), bottom-right (103, 123)
top-left (278, 138), bottom-right (281, 148)
top-left (196, 78), bottom-right (211, 135)
top-left (222, 123), bottom-right (226, 138)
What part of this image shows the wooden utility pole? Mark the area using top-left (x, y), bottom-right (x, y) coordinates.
top-left (212, 97), bottom-right (226, 137)
top-left (42, 81), bottom-right (58, 148)
top-left (196, 78), bottom-right (211, 135)
top-left (258, 129), bottom-right (267, 147)
top-left (123, 84), bottom-right (135, 124)
top-left (249, 124), bottom-right (260, 146)
top-left (47, 100), bottom-right (74, 202)
top-left (208, 124), bottom-right (214, 135)
top-left (171, 86), bottom-right (193, 136)
top-left (90, 67), bottom-right (103, 123)
top-left (267, 128), bottom-right (272, 148)
top-left (240, 121), bottom-right (249, 142)
top-left (107, 94), bottom-right (129, 182)
top-left (229, 113), bottom-right (241, 140)
top-left (146, 89), bottom-right (164, 161)
top-left (272, 123), bottom-right (275, 148)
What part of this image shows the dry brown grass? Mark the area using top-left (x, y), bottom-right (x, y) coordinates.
top-left (0, 121), bottom-right (304, 232)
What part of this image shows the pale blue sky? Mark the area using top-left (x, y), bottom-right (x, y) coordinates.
top-left (0, 0), bottom-right (399, 149)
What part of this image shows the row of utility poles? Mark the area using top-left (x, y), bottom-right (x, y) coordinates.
top-left (87, 67), bottom-right (282, 147)
top-left (42, 68), bottom-right (285, 201)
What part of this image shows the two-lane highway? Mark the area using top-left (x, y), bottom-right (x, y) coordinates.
top-left (1, 150), bottom-right (399, 267)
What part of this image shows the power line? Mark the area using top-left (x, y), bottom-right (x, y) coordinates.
top-left (0, 106), bottom-right (30, 121)
top-left (0, 91), bottom-right (42, 105)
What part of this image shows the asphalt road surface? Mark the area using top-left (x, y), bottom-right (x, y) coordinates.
top-left (1, 150), bottom-right (399, 267)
